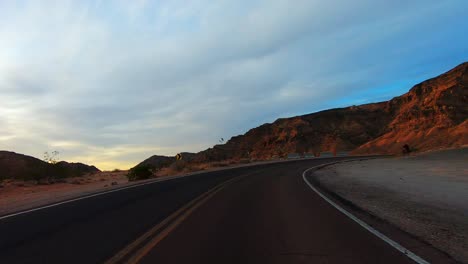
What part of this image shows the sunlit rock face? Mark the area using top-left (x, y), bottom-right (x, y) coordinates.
top-left (354, 62), bottom-right (468, 154)
top-left (194, 62), bottom-right (468, 162)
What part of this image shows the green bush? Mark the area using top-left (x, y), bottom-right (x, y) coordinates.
top-left (127, 165), bottom-right (153, 181)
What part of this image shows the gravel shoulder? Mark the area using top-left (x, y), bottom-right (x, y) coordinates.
top-left (314, 148), bottom-right (468, 263)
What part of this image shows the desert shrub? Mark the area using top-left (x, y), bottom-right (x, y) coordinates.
top-left (70, 179), bottom-right (81, 185)
top-left (31, 170), bottom-right (46, 184)
top-left (127, 165), bottom-right (153, 181)
top-left (402, 144), bottom-right (411, 155)
top-left (54, 178), bottom-right (67, 183)
top-left (170, 160), bottom-right (188, 172)
top-left (0, 176), bottom-right (4, 188)
top-left (211, 162), bottom-right (229, 167)
top-left (49, 165), bottom-right (68, 180)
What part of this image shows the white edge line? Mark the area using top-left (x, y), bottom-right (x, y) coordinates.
top-left (0, 156), bottom-right (376, 221)
top-left (0, 171), bottom-right (206, 220)
top-left (0, 156), bottom-right (340, 220)
top-left (302, 162), bottom-right (430, 264)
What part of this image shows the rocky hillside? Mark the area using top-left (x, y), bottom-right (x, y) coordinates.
top-left (0, 151), bottom-right (100, 181)
top-left (354, 62), bottom-right (468, 154)
top-left (194, 62), bottom-right (467, 161)
top-left (55, 161), bottom-right (100, 177)
top-left (135, 152), bottom-right (196, 169)
top-left (194, 103), bottom-right (392, 162)
top-left (136, 155), bottom-right (175, 169)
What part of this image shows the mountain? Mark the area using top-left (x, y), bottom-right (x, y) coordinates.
top-left (0, 151), bottom-right (49, 181)
top-left (194, 103), bottom-right (392, 162)
top-left (0, 151), bottom-right (100, 181)
top-left (55, 161), bottom-right (101, 177)
top-left (354, 62), bottom-right (468, 154)
top-left (135, 152), bottom-right (197, 169)
top-left (135, 155), bottom-right (176, 169)
top-left (193, 62), bottom-right (467, 161)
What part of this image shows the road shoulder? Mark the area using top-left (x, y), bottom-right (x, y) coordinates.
top-left (306, 150), bottom-right (467, 263)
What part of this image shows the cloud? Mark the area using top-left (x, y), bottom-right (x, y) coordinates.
top-left (0, 0), bottom-right (467, 169)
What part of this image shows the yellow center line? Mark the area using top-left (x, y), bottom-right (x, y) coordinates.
top-left (105, 173), bottom-right (252, 264)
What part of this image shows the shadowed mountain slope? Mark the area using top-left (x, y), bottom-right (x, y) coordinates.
top-left (0, 151), bottom-right (100, 181)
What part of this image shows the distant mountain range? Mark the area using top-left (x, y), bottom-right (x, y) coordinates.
top-left (0, 151), bottom-right (100, 182)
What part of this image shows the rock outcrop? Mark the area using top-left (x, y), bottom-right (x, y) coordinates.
top-left (137, 62), bottom-right (467, 166)
top-left (354, 62), bottom-right (468, 154)
top-left (195, 62), bottom-right (468, 161)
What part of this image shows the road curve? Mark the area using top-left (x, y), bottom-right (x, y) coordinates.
top-left (0, 158), bottom-right (451, 263)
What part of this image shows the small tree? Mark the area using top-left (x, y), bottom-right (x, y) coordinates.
top-left (127, 165), bottom-right (153, 181)
top-left (43, 151), bottom-right (60, 183)
top-left (43, 151), bottom-right (59, 164)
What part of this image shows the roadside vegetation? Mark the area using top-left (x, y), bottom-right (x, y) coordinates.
top-left (126, 165), bottom-right (154, 181)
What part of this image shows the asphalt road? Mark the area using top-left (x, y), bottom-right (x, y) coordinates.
top-left (0, 158), bottom-right (448, 263)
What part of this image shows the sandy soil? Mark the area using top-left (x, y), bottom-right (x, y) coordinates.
top-left (314, 148), bottom-right (468, 263)
top-left (0, 171), bottom-right (131, 216)
top-left (0, 158), bottom-right (290, 217)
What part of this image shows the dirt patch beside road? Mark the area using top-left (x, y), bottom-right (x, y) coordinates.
top-left (0, 171), bottom-right (129, 216)
top-left (314, 148), bottom-right (468, 263)
top-left (0, 158), bottom-right (294, 217)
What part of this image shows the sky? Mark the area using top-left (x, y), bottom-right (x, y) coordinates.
top-left (0, 0), bottom-right (467, 170)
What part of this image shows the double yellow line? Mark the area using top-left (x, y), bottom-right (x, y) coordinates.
top-left (105, 174), bottom-right (248, 264)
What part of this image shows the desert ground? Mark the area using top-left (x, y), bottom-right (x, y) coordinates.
top-left (314, 148), bottom-right (468, 263)
top-left (0, 170), bottom-right (129, 216)
top-left (0, 159), bottom-right (276, 217)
